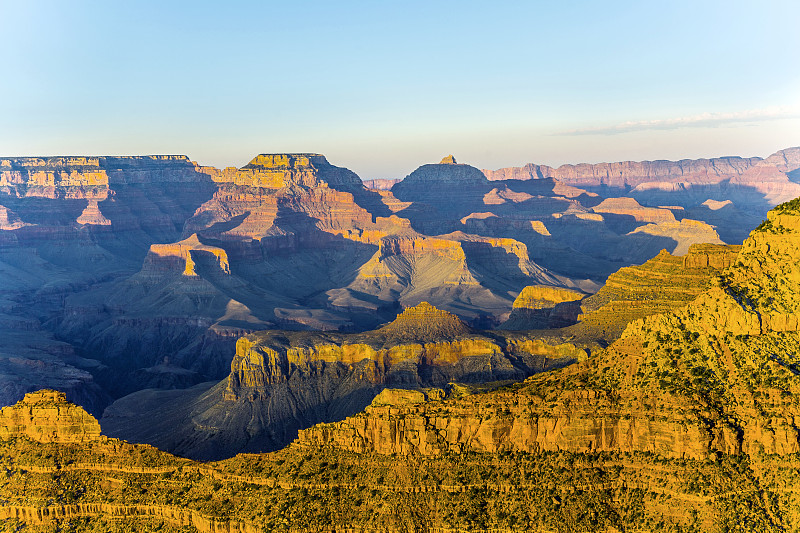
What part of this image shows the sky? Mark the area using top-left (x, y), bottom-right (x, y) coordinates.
top-left (1, 0), bottom-right (798, 179)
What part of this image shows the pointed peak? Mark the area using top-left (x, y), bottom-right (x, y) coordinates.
top-left (439, 155), bottom-right (458, 164)
top-left (379, 302), bottom-right (471, 341)
top-left (0, 389), bottom-right (104, 444)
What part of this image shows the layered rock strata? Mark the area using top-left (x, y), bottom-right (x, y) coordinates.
top-left (6, 391), bottom-right (794, 531)
top-left (573, 243), bottom-right (740, 341)
top-left (0, 390), bottom-right (102, 443)
top-left (499, 285), bottom-right (585, 330)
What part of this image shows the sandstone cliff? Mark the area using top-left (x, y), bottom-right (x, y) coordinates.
top-left (483, 154), bottom-right (761, 188)
top-left (499, 285), bottom-right (585, 330)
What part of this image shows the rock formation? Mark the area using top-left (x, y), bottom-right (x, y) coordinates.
top-left (144, 234), bottom-right (230, 277)
top-left (6, 194), bottom-right (800, 530)
top-left (482, 148), bottom-right (800, 216)
top-left (572, 243), bottom-right (740, 341)
top-left (499, 286), bottom-right (585, 330)
top-left (0, 390), bottom-right (102, 443)
top-left (100, 303), bottom-right (584, 459)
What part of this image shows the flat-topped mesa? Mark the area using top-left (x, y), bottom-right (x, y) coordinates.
top-left (513, 285), bottom-right (584, 310)
top-left (100, 155), bottom-right (193, 169)
top-left (0, 156), bottom-right (106, 170)
top-left (0, 155), bottom-right (212, 196)
top-left (378, 302), bottom-right (471, 341)
top-left (243, 153), bottom-right (330, 170)
top-left (378, 235), bottom-right (467, 261)
top-left (212, 153), bottom-right (364, 190)
top-left (592, 197), bottom-right (676, 223)
top-left (0, 155), bottom-right (192, 171)
top-left (0, 390), bottom-right (103, 444)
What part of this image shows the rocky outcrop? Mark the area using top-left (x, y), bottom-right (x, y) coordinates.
top-left (375, 302), bottom-right (471, 341)
top-left (8, 395), bottom-right (787, 532)
top-left (511, 285), bottom-right (584, 310)
top-left (75, 200), bottom-right (111, 226)
top-left (0, 390), bottom-right (102, 443)
top-left (391, 157), bottom-right (491, 214)
top-left (624, 218), bottom-right (724, 256)
top-left (499, 286), bottom-right (585, 330)
top-left (144, 234), bottom-right (230, 276)
top-left (199, 153), bottom-right (364, 192)
top-left (297, 387), bottom-right (725, 459)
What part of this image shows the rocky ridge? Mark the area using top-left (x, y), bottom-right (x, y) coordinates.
top-left (499, 285), bottom-right (585, 330)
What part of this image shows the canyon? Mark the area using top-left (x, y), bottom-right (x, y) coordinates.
top-left (5, 195), bottom-right (800, 529)
top-left (0, 147), bottom-right (797, 431)
top-left (2, 148), bottom-right (800, 531)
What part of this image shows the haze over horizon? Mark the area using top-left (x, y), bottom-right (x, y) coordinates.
top-left (1, 0), bottom-right (798, 179)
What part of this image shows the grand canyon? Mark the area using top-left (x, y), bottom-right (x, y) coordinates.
top-left (1, 147), bottom-right (800, 531)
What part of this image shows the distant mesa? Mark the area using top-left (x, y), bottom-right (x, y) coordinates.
top-left (206, 152), bottom-right (364, 191)
top-left (363, 178), bottom-right (400, 190)
top-left (702, 198), bottom-right (734, 211)
top-left (391, 157), bottom-right (490, 204)
top-left (592, 197), bottom-right (676, 223)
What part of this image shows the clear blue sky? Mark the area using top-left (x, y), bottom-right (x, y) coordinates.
top-left (1, 0), bottom-right (798, 179)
